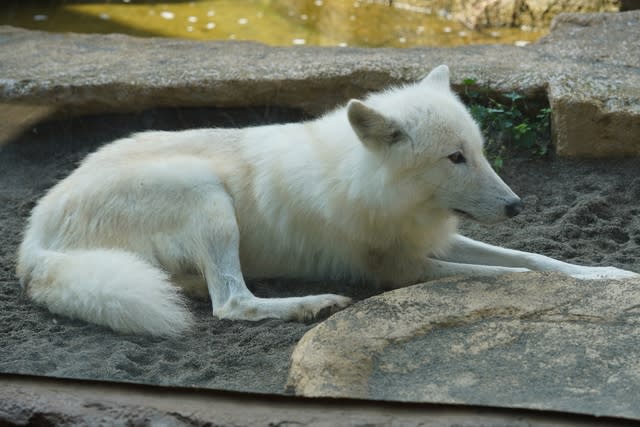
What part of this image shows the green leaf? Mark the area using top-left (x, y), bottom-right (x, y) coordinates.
top-left (493, 156), bottom-right (504, 170)
top-left (518, 132), bottom-right (536, 148)
top-left (469, 105), bottom-right (487, 122)
top-left (505, 92), bottom-right (523, 101)
top-left (514, 123), bottom-right (530, 134)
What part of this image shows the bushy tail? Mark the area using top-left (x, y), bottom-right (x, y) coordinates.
top-left (18, 247), bottom-right (194, 336)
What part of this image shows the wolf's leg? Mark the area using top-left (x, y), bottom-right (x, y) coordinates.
top-left (414, 258), bottom-right (530, 282)
top-left (194, 188), bottom-right (351, 322)
top-left (435, 234), bottom-right (638, 280)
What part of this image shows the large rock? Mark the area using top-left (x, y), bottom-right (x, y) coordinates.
top-left (539, 12), bottom-right (640, 157)
top-left (287, 272), bottom-right (640, 419)
top-left (0, 11), bottom-right (639, 157)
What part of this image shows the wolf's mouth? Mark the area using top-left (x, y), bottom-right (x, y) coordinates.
top-left (452, 209), bottom-right (475, 221)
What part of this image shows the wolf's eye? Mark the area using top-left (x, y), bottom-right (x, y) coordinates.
top-left (448, 151), bottom-right (466, 164)
top-left (389, 129), bottom-right (404, 144)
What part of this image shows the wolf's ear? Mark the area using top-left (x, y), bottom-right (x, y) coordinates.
top-left (420, 64), bottom-right (450, 89)
top-left (347, 100), bottom-right (405, 151)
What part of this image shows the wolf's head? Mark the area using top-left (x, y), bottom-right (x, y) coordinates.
top-left (346, 64), bottom-right (522, 224)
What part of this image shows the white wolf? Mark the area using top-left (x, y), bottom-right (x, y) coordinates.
top-left (17, 65), bottom-right (638, 336)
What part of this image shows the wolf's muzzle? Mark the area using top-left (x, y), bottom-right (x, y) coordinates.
top-left (505, 199), bottom-right (524, 218)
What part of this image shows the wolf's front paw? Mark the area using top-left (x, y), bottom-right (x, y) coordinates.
top-left (297, 294), bottom-right (352, 322)
top-left (294, 294), bottom-right (352, 322)
top-left (570, 266), bottom-right (639, 281)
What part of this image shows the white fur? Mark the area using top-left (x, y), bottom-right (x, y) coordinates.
top-left (24, 248), bottom-right (192, 336)
top-left (17, 65), bottom-right (639, 336)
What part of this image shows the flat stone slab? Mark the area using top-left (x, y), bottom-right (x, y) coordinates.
top-left (1, 10), bottom-right (639, 157)
top-left (539, 12), bottom-right (640, 157)
top-left (287, 272), bottom-right (640, 420)
top-left (1, 375), bottom-right (629, 427)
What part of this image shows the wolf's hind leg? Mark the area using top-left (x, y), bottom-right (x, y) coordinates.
top-left (195, 188), bottom-right (351, 322)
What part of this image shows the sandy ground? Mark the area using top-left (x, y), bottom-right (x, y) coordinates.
top-left (1, 107), bottom-right (639, 394)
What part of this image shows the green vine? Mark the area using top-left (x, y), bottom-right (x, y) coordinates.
top-left (462, 78), bottom-right (551, 170)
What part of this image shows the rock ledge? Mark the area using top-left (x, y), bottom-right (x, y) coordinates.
top-left (0, 11), bottom-right (639, 157)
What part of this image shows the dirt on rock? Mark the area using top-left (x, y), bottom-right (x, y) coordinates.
top-left (0, 107), bottom-right (638, 394)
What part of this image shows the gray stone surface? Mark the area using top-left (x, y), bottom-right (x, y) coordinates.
top-left (287, 272), bottom-right (640, 420)
top-left (0, 26), bottom-right (543, 116)
top-left (0, 10), bottom-right (639, 156)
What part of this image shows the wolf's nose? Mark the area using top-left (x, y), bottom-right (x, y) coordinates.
top-left (505, 199), bottom-right (524, 218)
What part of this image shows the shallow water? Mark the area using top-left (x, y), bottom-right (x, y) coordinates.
top-left (2, 0), bottom-right (544, 47)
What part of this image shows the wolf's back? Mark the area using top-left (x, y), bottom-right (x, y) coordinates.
top-left (17, 240), bottom-right (193, 336)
